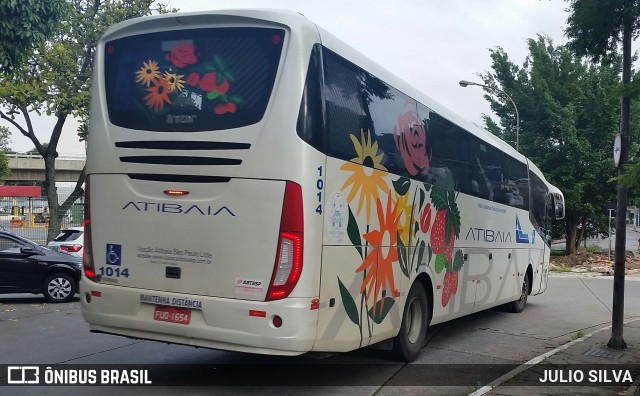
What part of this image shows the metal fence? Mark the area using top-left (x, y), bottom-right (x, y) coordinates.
top-left (0, 195), bottom-right (84, 245)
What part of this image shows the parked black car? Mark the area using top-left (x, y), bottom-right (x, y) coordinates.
top-left (0, 230), bottom-right (81, 303)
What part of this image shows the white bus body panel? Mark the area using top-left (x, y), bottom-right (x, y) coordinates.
top-left (81, 10), bottom-right (326, 355)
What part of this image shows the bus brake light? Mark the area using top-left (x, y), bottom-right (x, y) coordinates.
top-left (266, 182), bottom-right (303, 301)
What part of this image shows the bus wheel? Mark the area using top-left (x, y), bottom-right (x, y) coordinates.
top-left (508, 272), bottom-right (529, 313)
top-left (392, 282), bottom-right (428, 362)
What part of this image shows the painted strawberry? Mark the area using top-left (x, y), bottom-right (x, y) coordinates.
top-left (186, 72), bottom-right (200, 86)
top-left (442, 271), bottom-right (453, 307)
top-left (199, 72), bottom-right (230, 95)
top-left (419, 203), bottom-right (432, 233)
top-left (214, 103), bottom-right (237, 114)
top-left (449, 271), bottom-right (459, 295)
top-left (429, 187), bottom-right (460, 263)
top-left (430, 210), bottom-right (455, 262)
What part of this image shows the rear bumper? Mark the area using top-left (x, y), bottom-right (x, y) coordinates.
top-left (80, 280), bottom-right (318, 356)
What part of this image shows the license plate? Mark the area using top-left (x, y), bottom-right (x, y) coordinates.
top-left (153, 305), bottom-right (191, 325)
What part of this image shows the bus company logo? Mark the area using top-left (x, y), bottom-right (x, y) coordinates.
top-left (122, 201), bottom-right (235, 217)
top-left (465, 227), bottom-right (512, 243)
top-left (7, 366), bottom-right (40, 384)
top-left (515, 216), bottom-right (530, 244)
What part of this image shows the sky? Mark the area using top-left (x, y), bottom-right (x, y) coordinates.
top-left (3, 0), bottom-right (571, 157)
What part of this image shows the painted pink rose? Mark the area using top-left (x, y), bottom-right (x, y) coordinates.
top-left (393, 110), bottom-right (429, 176)
top-left (165, 42), bottom-right (197, 68)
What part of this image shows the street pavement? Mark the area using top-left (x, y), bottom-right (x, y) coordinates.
top-left (469, 315), bottom-right (640, 395)
top-left (476, 225), bottom-right (640, 395)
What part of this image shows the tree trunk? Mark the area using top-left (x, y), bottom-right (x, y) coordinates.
top-left (565, 211), bottom-right (578, 255)
top-left (44, 154), bottom-right (59, 243)
top-left (576, 217), bottom-right (588, 251)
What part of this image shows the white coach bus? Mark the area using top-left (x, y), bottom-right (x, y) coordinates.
top-left (81, 9), bottom-right (565, 361)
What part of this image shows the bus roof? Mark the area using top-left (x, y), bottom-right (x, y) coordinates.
top-left (102, 8), bottom-right (530, 168)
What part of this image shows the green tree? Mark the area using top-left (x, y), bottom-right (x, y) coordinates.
top-left (564, 0), bottom-right (639, 350)
top-left (0, 0), bottom-right (175, 243)
top-left (479, 35), bottom-right (625, 254)
top-left (0, 126), bottom-right (12, 180)
top-left (0, 0), bottom-right (67, 73)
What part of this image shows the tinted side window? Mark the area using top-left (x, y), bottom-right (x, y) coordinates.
top-left (0, 236), bottom-right (23, 251)
top-left (324, 50), bottom-right (371, 162)
top-left (420, 106), bottom-right (469, 192)
top-left (503, 156), bottom-right (529, 210)
top-left (297, 45), bottom-right (324, 152)
top-left (468, 137), bottom-right (503, 202)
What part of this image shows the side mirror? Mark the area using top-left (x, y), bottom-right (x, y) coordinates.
top-left (20, 247), bottom-right (37, 256)
top-left (554, 202), bottom-right (565, 220)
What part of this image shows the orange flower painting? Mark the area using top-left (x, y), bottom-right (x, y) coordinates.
top-left (356, 190), bottom-right (401, 312)
top-left (143, 78), bottom-right (173, 111)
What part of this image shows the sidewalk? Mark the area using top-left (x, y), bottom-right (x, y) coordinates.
top-left (472, 319), bottom-right (640, 395)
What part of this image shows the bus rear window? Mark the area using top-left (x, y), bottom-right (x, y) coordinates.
top-left (104, 27), bottom-right (285, 132)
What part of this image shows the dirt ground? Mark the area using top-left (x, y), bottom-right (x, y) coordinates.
top-left (550, 250), bottom-right (640, 275)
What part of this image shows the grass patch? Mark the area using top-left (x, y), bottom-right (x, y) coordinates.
top-left (586, 245), bottom-right (603, 253)
top-left (573, 330), bottom-right (585, 340)
top-left (551, 264), bottom-right (573, 273)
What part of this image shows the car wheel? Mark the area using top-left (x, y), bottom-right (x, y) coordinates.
top-left (43, 273), bottom-right (76, 303)
top-left (392, 281), bottom-right (429, 362)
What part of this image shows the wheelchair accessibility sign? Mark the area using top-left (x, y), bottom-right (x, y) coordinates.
top-left (106, 244), bottom-right (122, 266)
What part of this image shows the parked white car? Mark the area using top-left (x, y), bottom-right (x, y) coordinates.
top-left (47, 226), bottom-right (84, 257)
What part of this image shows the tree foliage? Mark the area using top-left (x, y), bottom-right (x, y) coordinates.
top-left (0, 0), bottom-right (175, 242)
top-left (568, 1), bottom-right (640, 193)
top-left (565, 0), bottom-right (640, 62)
top-left (479, 35), bottom-right (633, 253)
top-left (0, 0), bottom-right (68, 73)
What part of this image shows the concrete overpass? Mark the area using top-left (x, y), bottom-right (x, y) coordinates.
top-left (5, 154), bottom-right (85, 183)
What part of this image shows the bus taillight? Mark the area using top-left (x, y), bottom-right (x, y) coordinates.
top-left (266, 181), bottom-right (303, 301)
top-left (83, 176), bottom-right (96, 280)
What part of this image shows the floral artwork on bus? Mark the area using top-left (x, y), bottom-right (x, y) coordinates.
top-left (132, 42), bottom-right (242, 115)
top-left (337, 124), bottom-right (463, 345)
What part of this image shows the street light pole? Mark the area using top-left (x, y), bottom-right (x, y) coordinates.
top-left (459, 80), bottom-right (520, 151)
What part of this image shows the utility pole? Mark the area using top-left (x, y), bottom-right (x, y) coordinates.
top-left (608, 14), bottom-right (631, 350)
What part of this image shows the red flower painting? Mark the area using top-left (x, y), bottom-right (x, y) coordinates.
top-left (165, 42), bottom-right (198, 68)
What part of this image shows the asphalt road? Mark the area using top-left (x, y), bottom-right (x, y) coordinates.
top-left (0, 274), bottom-right (639, 395)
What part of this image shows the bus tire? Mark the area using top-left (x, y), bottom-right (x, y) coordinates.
top-left (508, 272), bottom-right (529, 313)
top-left (392, 282), bottom-right (428, 362)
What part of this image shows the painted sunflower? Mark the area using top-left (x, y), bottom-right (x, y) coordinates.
top-left (164, 71), bottom-right (185, 92)
top-left (340, 130), bottom-right (389, 224)
top-left (135, 60), bottom-right (160, 87)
